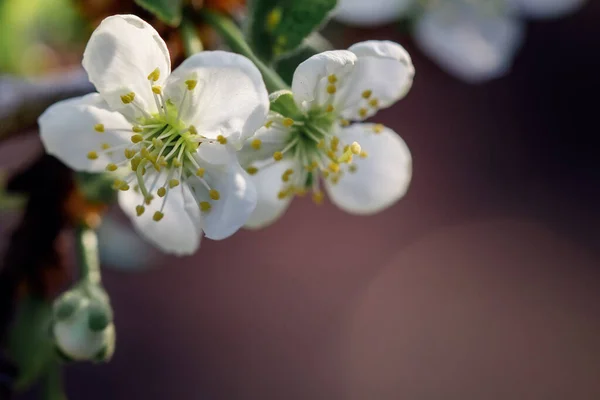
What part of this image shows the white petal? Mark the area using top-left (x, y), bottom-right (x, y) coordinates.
top-left (237, 118), bottom-right (291, 167)
top-left (325, 123), bottom-right (411, 215)
top-left (333, 0), bottom-right (414, 27)
top-left (509, 0), bottom-right (586, 18)
top-left (119, 175), bottom-right (202, 255)
top-left (291, 50), bottom-right (357, 112)
top-left (244, 159), bottom-right (296, 229)
top-left (413, 3), bottom-right (525, 83)
top-left (187, 162), bottom-right (258, 240)
top-left (82, 14), bottom-right (171, 119)
top-left (340, 41), bottom-right (415, 120)
top-left (163, 51), bottom-right (269, 148)
top-left (39, 93), bottom-right (132, 172)
top-left (196, 142), bottom-right (235, 165)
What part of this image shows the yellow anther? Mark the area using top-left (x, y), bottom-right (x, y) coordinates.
top-left (132, 125), bottom-right (143, 133)
top-left (123, 149), bottom-right (136, 160)
top-left (251, 139), bottom-right (262, 150)
top-left (326, 104), bottom-right (335, 113)
top-left (185, 79), bottom-right (197, 90)
top-left (152, 85), bottom-right (162, 95)
top-left (217, 135), bottom-right (227, 144)
top-left (130, 156), bottom-right (141, 171)
top-left (349, 164), bottom-right (358, 173)
top-left (192, 167), bottom-right (204, 177)
top-left (144, 195), bottom-right (154, 205)
top-left (330, 136), bottom-right (340, 151)
top-left (188, 125), bottom-right (198, 135)
top-left (157, 187), bottom-right (167, 197)
top-left (327, 150), bottom-right (337, 160)
top-left (157, 156), bottom-right (167, 166)
top-left (101, 143), bottom-right (111, 150)
top-left (328, 74), bottom-right (338, 84)
top-left (94, 124), bottom-right (105, 132)
top-left (273, 151), bottom-right (283, 161)
top-left (172, 159), bottom-right (182, 168)
top-left (369, 98), bottom-right (379, 108)
top-left (277, 190), bottom-right (288, 200)
top-left (112, 179), bottom-right (124, 189)
top-left (317, 139), bottom-right (325, 149)
top-left (312, 191), bottom-right (324, 205)
top-left (360, 150), bottom-right (368, 158)
top-left (152, 138), bottom-right (164, 148)
top-left (327, 84), bottom-right (336, 94)
top-left (87, 151), bottom-right (98, 160)
top-left (131, 134), bottom-right (144, 143)
top-left (281, 169), bottom-right (294, 182)
top-left (246, 166), bottom-right (258, 175)
top-left (147, 67), bottom-right (160, 82)
top-left (120, 92), bottom-right (135, 104)
top-left (169, 179), bottom-right (180, 188)
top-left (199, 201), bottom-right (211, 212)
top-left (136, 205), bottom-right (145, 216)
top-left (266, 7), bottom-right (282, 32)
top-left (209, 189), bottom-right (220, 200)
top-left (106, 163), bottom-right (118, 172)
top-left (295, 187), bottom-right (307, 197)
top-left (350, 142), bottom-right (361, 155)
top-left (359, 108), bottom-right (368, 118)
top-left (343, 145), bottom-right (349, 153)
top-left (328, 162), bottom-right (340, 173)
top-left (265, 120), bottom-right (273, 128)
top-left (119, 184), bottom-right (130, 191)
top-left (340, 119), bottom-right (350, 127)
top-left (373, 124), bottom-right (384, 133)
top-left (140, 147), bottom-right (151, 158)
top-left (362, 90), bottom-right (372, 99)
top-left (282, 118), bottom-right (294, 127)
top-left (153, 211), bottom-right (164, 221)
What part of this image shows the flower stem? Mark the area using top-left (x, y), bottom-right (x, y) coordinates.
top-left (180, 17), bottom-right (203, 57)
top-left (75, 225), bottom-right (101, 286)
top-left (43, 362), bottom-right (67, 400)
top-left (200, 10), bottom-right (289, 92)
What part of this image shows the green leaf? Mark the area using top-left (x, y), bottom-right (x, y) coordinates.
top-left (247, 0), bottom-right (337, 63)
top-left (274, 33), bottom-right (333, 85)
top-left (8, 296), bottom-right (55, 390)
top-left (134, 0), bottom-right (183, 27)
top-left (269, 90), bottom-right (302, 119)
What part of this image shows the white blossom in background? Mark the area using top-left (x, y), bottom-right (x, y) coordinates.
top-left (334, 0), bottom-right (586, 83)
top-left (39, 14), bottom-right (269, 255)
top-left (239, 41), bottom-right (414, 228)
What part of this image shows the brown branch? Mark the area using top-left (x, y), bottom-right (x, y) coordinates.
top-left (0, 69), bottom-right (94, 142)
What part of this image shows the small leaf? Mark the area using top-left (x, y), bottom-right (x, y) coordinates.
top-left (247, 0), bottom-right (337, 63)
top-left (134, 0), bottom-right (184, 27)
top-left (8, 296), bottom-right (55, 390)
top-left (269, 90), bottom-right (303, 119)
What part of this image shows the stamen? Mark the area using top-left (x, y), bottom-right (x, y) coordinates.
top-left (328, 74), bottom-right (338, 84)
top-left (148, 68), bottom-right (160, 82)
top-left (246, 166), bottom-right (258, 175)
top-left (209, 189), bottom-right (220, 200)
top-left (327, 85), bottom-right (336, 94)
top-left (87, 151), bottom-right (98, 160)
top-left (373, 124), bottom-right (384, 133)
top-left (359, 108), bottom-right (368, 118)
top-left (136, 205), bottom-right (145, 216)
top-left (94, 124), bottom-right (105, 132)
top-left (120, 92), bottom-right (135, 104)
top-left (362, 90), bottom-right (372, 99)
top-left (153, 211), bottom-right (164, 221)
top-left (251, 139), bottom-right (262, 150)
top-left (200, 201), bottom-right (211, 212)
top-left (282, 118), bottom-right (294, 127)
top-left (185, 79), bottom-right (198, 90)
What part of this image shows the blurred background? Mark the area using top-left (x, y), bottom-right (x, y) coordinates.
top-left (1, 0), bottom-right (600, 398)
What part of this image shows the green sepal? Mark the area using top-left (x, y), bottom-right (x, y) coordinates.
top-left (247, 0), bottom-right (337, 63)
top-left (269, 90), bottom-right (303, 119)
top-left (133, 0), bottom-right (183, 27)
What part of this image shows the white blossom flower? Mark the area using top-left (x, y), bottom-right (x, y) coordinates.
top-left (413, 0), bottom-right (525, 83)
top-left (39, 15), bottom-right (269, 255)
top-left (239, 41), bottom-right (414, 228)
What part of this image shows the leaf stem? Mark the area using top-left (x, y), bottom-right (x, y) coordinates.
top-left (201, 10), bottom-right (289, 92)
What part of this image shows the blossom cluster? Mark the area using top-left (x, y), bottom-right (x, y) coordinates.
top-left (334, 0), bottom-right (586, 83)
top-left (39, 14), bottom-right (415, 255)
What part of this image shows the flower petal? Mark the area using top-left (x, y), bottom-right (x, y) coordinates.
top-left (333, 0), bottom-right (414, 27)
top-left (163, 51), bottom-right (269, 148)
top-left (82, 14), bottom-right (171, 119)
top-left (413, 2), bottom-right (524, 83)
top-left (340, 41), bottom-right (415, 121)
top-left (244, 159), bottom-right (296, 229)
top-left (39, 93), bottom-right (132, 172)
top-left (237, 117), bottom-right (291, 168)
top-left (291, 50), bottom-right (357, 112)
top-left (508, 0), bottom-right (586, 18)
top-left (119, 174), bottom-right (203, 255)
top-left (187, 162), bottom-right (258, 240)
top-left (325, 123), bottom-right (411, 215)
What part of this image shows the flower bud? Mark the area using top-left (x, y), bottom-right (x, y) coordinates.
top-left (52, 288), bottom-right (115, 362)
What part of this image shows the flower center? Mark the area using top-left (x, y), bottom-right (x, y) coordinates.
top-left (87, 67), bottom-right (226, 221)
